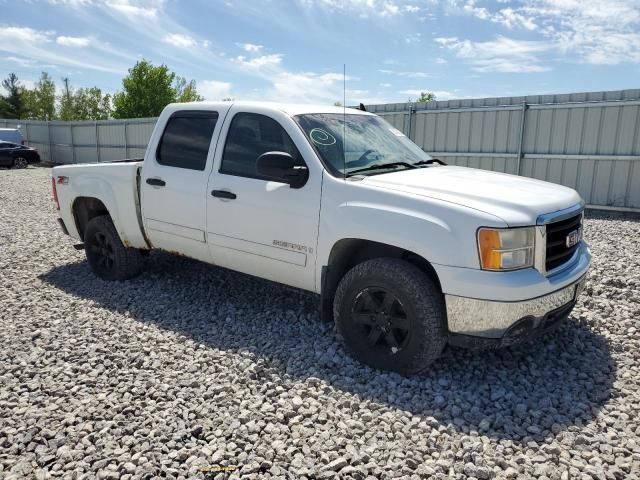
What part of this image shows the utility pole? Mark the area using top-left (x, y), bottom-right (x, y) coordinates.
top-left (61, 78), bottom-right (72, 121)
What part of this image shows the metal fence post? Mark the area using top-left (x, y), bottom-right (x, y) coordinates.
top-left (69, 123), bottom-right (77, 164)
top-left (95, 121), bottom-right (101, 163)
top-left (47, 121), bottom-right (53, 164)
top-left (516, 101), bottom-right (528, 176)
top-left (407, 104), bottom-right (416, 140)
top-left (124, 120), bottom-right (128, 159)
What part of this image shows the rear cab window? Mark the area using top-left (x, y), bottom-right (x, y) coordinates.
top-left (156, 111), bottom-right (219, 170)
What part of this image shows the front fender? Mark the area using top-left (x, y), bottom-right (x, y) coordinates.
top-left (316, 173), bottom-right (507, 292)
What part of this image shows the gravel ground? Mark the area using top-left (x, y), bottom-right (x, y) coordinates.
top-left (1, 166), bottom-right (639, 480)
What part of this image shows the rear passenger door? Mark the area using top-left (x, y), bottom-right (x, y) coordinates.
top-left (141, 108), bottom-right (227, 262)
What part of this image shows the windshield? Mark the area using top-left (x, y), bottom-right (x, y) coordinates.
top-left (295, 113), bottom-right (432, 177)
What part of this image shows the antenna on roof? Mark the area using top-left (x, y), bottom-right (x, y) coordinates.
top-left (359, 103), bottom-right (367, 112)
top-left (343, 63), bottom-right (346, 181)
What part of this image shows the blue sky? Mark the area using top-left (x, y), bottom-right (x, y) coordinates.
top-left (1, 0), bottom-right (640, 105)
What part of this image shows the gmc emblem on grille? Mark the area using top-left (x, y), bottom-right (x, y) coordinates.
top-left (566, 228), bottom-right (582, 248)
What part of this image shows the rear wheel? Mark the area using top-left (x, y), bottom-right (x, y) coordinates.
top-left (13, 157), bottom-right (28, 169)
top-left (84, 215), bottom-right (142, 280)
top-left (334, 258), bottom-right (447, 375)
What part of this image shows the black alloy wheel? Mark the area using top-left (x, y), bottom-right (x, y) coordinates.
top-left (351, 287), bottom-right (411, 353)
top-left (83, 215), bottom-right (143, 280)
top-left (86, 230), bottom-right (116, 275)
top-left (334, 258), bottom-right (447, 375)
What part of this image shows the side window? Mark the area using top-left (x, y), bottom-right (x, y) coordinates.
top-left (156, 111), bottom-right (218, 170)
top-left (220, 112), bottom-right (303, 179)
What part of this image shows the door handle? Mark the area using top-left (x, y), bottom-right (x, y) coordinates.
top-left (211, 190), bottom-right (237, 200)
top-left (146, 178), bottom-right (166, 187)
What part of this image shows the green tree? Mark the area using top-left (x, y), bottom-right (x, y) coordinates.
top-left (0, 73), bottom-right (26, 118)
top-left (113, 60), bottom-right (202, 118)
top-left (416, 91), bottom-right (436, 103)
top-left (23, 72), bottom-right (56, 120)
top-left (73, 87), bottom-right (112, 120)
top-left (174, 76), bottom-right (203, 102)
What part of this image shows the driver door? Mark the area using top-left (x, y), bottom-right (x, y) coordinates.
top-left (206, 107), bottom-right (322, 291)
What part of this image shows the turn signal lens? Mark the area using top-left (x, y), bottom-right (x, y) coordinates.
top-left (478, 229), bottom-right (502, 269)
top-left (477, 227), bottom-right (534, 271)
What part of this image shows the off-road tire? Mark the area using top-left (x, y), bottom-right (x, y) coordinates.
top-left (84, 215), bottom-right (142, 281)
top-left (334, 258), bottom-right (447, 375)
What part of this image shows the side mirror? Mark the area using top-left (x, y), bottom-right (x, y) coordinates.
top-left (256, 151), bottom-right (309, 189)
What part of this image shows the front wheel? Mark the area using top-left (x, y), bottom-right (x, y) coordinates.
top-left (334, 258), bottom-right (447, 375)
top-left (84, 215), bottom-right (142, 281)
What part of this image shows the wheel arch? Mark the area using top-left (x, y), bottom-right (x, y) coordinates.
top-left (72, 197), bottom-right (110, 241)
top-left (320, 238), bottom-right (442, 322)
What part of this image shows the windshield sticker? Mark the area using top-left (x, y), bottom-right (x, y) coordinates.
top-left (310, 128), bottom-right (336, 146)
top-left (388, 127), bottom-right (405, 137)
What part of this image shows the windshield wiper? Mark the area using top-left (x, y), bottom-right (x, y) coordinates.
top-left (413, 158), bottom-right (447, 167)
top-left (347, 161), bottom-right (417, 177)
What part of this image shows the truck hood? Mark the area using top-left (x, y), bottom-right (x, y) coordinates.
top-left (362, 166), bottom-right (582, 226)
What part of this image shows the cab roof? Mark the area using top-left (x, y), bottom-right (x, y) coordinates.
top-left (167, 101), bottom-right (373, 117)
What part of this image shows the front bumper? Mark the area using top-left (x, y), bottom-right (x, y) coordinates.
top-left (441, 241), bottom-right (590, 340)
top-left (446, 275), bottom-right (586, 343)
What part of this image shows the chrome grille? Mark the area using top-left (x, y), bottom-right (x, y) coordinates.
top-left (545, 213), bottom-right (582, 271)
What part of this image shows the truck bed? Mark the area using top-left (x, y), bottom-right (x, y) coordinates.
top-left (52, 161), bottom-right (149, 249)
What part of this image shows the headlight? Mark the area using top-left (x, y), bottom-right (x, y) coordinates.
top-left (477, 227), bottom-right (534, 271)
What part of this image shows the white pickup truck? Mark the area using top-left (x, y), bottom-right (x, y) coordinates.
top-left (52, 101), bottom-right (590, 374)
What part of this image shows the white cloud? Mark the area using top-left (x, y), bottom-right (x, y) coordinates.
top-left (239, 43), bottom-right (263, 52)
top-left (524, 0), bottom-right (640, 65)
top-left (495, 8), bottom-right (537, 30)
top-left (300, 0), bottom-right (415, 17)
top-left (452, 0), bottom-right (537, 30)
top-left (272, 71), bottom-right (346, 102)
top-left (21, 79), bottom-right (37, 90)
top-left (163, 33), bottom-right (196, 48)
top-left (0, 25), bottom-right (125, 73)
top-left (405, 33), bottom-right (422, 44)
top-left (380, 69), bottom-right (431, 78)
top-left (48, 0), bottom-right (93, 6)
top-left (5, 56), bottom-right (38, 67)
top-left (105, 0), bottom-right (159, 19)
top-left (56, 35), bottom-right (91, 47)
top-left (435, 35), bottom-right (552, 72)
top-left (199, 80), bottom-right (232, 100)
top-left (234, 53), bottom-right (283, 68)
top-left (449, 0), bottom-right (640, 65)
top-left (0, 26), bottom-right (52, 44)
top-left (380, 82), bottom-right (392, 87)
top-left (435, 57), bottom-right (447, 64)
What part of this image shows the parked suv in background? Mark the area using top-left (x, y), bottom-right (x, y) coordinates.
top-left (0, 141), bottom-right (41, 168)
top-left (0, 128), bottom-right (24, 145)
